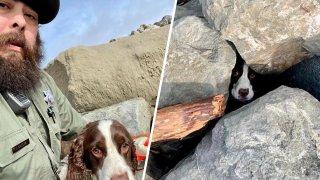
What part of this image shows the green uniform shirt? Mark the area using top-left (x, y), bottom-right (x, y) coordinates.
top-left (0, 70), bottom-right (86, 180)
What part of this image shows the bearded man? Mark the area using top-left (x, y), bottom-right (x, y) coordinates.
top-left (0, 0), bottom-right (86, 179)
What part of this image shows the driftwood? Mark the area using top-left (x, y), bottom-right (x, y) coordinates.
top-left (147, 95), bottom-right (226, 179)
top-left (152, 94), bottom-right (225, 143)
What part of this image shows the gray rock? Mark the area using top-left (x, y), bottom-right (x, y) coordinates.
top-left (158, 16), bottom-right (235, 108)
top-left (165, 86), bottom-right (320, 179)
top-left (175, 0), bottom-right (203, 20)
top-left (154, 15), bottom-right (172, 27)
top-left (201, 0), bottom-right (320, 73)
top-left (130, 30), bottom-right (139, 36)
top-left (109, 38), bottom-right (116, 42)
top-left (144, 174), bottom-right (154, 180)
top-left (83, 97), bottom-right (152, 135)
top-left (304, 34), bottom-right (320, 56)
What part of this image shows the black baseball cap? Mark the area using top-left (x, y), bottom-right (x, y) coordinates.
top-left (22, 0), bottom-right (60, 24)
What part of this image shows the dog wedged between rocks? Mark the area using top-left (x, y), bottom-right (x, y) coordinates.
top-left (226, 40), bottom-right (320, 113)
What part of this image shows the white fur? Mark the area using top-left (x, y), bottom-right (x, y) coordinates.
top-left (231, 63), bottom-right (254, 101)
top-left (58, 156), bottom-right (68, 180)
top-left (97, 120), bottom-right (136, 180)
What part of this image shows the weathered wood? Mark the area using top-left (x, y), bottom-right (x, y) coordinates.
top-left (152, 94), bottom-right (225, 143)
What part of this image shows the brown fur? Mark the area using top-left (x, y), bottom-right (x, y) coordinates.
top-left (66, 120), bottom-right (138, 180)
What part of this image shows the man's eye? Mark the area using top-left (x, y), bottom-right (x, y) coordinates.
top-left (0, 2), bottom-right (9, 9)
top-left (25, 13), bottom-right (38, 22)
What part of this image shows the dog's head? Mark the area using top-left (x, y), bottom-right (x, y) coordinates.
top-left (66, 120), bottom-right (137, 180)
top-left (229, 57), bottom-right (258, 102)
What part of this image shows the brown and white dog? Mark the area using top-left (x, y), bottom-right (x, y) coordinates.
top-left (66, 120), bottom-right (138, 180)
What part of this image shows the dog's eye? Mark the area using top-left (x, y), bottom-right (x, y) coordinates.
top-left (249, 73), bottom-right (255, 79)
top-left (121, 142), bottom-right (130, 154)
top-left (91, 147), bottom-right (103, 158)
top-left (233, 71), bottom-right (240, 77)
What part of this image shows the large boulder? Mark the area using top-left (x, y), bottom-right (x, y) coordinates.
top-left (158, 16), bottom-right (235, 108)
top-left (165, 86), bottom-right (320, 179)
top-left (201, 0), bottom-right (320, 73)
top-left (45, 26), bottom-right (169, 113)
top-left (83, 97), bottom-right (152, 135)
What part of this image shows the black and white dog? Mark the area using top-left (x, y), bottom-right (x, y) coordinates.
top-left (225, 40), bottom-right (320, 113)
top-left (226, 56), bottom-right (260, 112)
top-left (229, 57), bottom-right (256, 102)
top-left (225, 41), bottom-right (279, 113)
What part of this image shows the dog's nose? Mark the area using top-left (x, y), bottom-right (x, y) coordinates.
top-left (239, 88), bottom-right (249, 97)
top-left (111, 173), bottom-right (129, 180)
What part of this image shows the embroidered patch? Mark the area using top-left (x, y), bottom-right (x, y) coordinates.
top-left (12, 139), bottom-right (30, 154)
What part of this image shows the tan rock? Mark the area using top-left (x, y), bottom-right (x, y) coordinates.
top-left (45, 26), bottom-right (169, 112)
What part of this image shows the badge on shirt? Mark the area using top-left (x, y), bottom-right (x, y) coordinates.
top-left (43, 89), bottom-right (55, 120)
top-left (43, 90), bottom-right (54, 106)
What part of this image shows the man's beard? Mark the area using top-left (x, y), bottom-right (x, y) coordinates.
top-left (0, 32), bottom-right (43, 93)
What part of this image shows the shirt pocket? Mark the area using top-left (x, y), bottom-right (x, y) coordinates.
top-left (0, 127), bottom-right (35, 167)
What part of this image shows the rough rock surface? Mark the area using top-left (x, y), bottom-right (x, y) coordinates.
top-left (45, 26), bottom-right (169, 113)
top-left (201, 0), bottom-right (320, 73)
top-left (175, 0), bottom-right (203, 20)
top-left (165, 86), bottom-right (320, 179)
top-left (83, 97), bottom-right (152, 135)
top-left (158, 16), bottom-right (235, 108)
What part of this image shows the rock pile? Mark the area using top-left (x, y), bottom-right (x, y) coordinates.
top-left (148, 0), bottom-right (320, 179)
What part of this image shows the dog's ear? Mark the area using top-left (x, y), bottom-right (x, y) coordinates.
top-left (66, 134), bottom-right (89, 180)
top-left (130, 141), bottom-right (139, 173)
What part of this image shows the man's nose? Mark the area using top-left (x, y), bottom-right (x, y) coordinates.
top-left (10, 13), bottom-right (26, 32)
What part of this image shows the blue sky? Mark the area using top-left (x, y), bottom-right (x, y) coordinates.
top-left (39, 0), bottom-right (176, 68)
